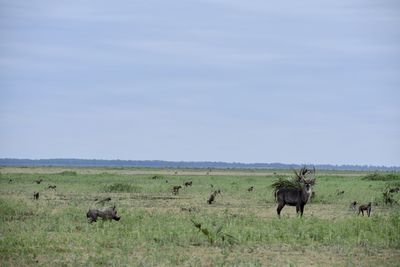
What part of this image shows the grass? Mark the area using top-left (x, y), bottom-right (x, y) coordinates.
top-left (102, 183), bottom-right (142, 193)
top-left (0, 167), bottom-right (400, 266)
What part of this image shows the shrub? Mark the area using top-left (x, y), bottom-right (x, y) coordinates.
top-left (191, 219), bottom-right (237, 246)
top-left (270, 177), bottom-right (303, 197)
top-left (362, 173), bottom-right (400, 181)
top-left (381, 184), bottom-right (400, 206)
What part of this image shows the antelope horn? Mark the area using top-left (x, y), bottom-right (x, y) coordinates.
top-left (303, 166), bottom-right (309, 176)
top-left (300, 167), bottom-right (307, 179)
top-left (293, 169), bottom-right (302, 181)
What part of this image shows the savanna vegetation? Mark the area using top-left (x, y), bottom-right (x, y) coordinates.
top-left (1, 167), bottom-right (399, 266)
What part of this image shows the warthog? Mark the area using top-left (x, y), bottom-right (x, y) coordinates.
top-left (33, 192), bottom-right (39, 200)
top-left (35, 179), bottom-right (43, 184)
top-left (86, 206), bottom-right (121, 223)
top-left (184, 181), bottom-right (192, 187)
top-left (48, 185), bottom-right (56, 190)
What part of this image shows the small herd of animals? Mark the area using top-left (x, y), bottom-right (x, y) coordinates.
top-left (30, 178), bottom-right (57, 201)
top-left (23, 168), bottom-right (398, 223)
top-left (273, 167), bottom-right (392, 218)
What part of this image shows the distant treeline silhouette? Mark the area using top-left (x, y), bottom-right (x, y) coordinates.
top-left (0, 158), bottom-right (399, 171)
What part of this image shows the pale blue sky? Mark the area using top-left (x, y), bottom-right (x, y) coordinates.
top-left (1, 0), bottom-right (399, 166)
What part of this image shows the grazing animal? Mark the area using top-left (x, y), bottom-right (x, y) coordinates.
top-left (48, 185), bottom-right (56, 190)
top-left (350, 201), bottom-right (358, 211)
top-left (336, 190), bottom-right (345, 195)
top-left (207, 190), bottom-right (221, 204)
top-left (184, 181), bottom-right (192, 187)
top-left (275, 167), bottom-right (316, 217)
top-left (389, 187), bottom-right (400, 193)
top-left (86, 206), bottom-right (120, 223)
top-left (248, 186), bottom-right (254, 192)
top-left (35, 179), bottom-right (43, 184)
top-left (358, 202), bottom-right (371, 217)
top-left (172, 185), bottom-right (182, 195)
top-left (165, 180), bottom-right (168, 183)
top-left (8, 179), bottom-right (13, 183)
top-left (33, 192), bottom-right (39, 200)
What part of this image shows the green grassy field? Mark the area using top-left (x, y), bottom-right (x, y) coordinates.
top-left (1, 167), bottom-right (400, 266)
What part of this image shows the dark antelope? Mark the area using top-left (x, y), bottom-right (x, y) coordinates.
top-left (275, 167), bottom-right (316, 217)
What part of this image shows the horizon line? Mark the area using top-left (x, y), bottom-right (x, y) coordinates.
top-left (0, 158), bottom-right (399, 168)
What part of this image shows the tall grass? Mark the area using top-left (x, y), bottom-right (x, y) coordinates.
top-left (103, 183), bottom-right (142, 193)
top-left (1, 168), bottom-right (400, 266)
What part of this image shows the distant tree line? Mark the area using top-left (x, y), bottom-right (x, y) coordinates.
top-left (0, 158), bottom-right (399, 171)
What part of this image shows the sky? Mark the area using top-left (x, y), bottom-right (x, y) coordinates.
top-left (0, 0), bottom-right (399, 166)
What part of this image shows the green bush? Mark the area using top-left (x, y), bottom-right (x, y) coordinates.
top-left (362, 172), bottom-right (400, 181)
